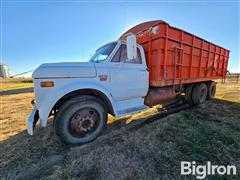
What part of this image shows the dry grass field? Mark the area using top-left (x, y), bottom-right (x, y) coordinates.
top-left (0, 78), bottom-right (33, 91)
top-left (0, 93), bottom-right (34, 140)
top-left (0, 79), bottom-right (239, 179)
top-left (0, 80), bottom-right (239, 141)
top-left (215, 81), bottom-right (240, 103)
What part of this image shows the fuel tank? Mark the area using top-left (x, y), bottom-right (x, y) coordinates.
top-left (144, 87), bottom-right (176, 107)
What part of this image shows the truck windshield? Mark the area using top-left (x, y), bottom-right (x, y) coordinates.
top-left (89, 42), bottom-right (117, 62)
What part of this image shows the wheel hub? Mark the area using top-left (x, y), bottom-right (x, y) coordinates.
top-left (69, 108), bottom-right (99, 137)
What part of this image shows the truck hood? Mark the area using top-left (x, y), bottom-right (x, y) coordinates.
top-left (33, 62), bottom-right (97, 79)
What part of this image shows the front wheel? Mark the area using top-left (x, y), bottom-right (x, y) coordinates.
top-left (54, 95), bottom-right (107, 146)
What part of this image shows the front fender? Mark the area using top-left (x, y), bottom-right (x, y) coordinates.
top-left (36, 80), bottom-right (115, 127)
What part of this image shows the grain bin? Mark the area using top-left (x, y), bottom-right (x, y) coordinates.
top-left (0, 64), bottom-right (10, 78)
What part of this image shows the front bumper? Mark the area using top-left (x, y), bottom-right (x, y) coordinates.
top-left (27, 107), bottom-right (39, 135)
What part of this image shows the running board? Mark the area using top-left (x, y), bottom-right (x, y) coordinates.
top-left (117, 105), bottom-right (149, 117)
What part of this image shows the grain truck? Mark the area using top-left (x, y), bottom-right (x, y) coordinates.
top-left (28, 20), bottom-right (229, 145)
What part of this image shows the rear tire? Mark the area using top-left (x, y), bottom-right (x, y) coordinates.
top-left (192, 83), bottom-right (207, 105)
top-left (54, 95), bottom-right (107, 146)
top-left (185, 84), bottom-right (194, 104)
top-left (206, 81), bottom-right (216, 100)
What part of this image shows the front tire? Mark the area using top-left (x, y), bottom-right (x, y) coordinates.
top-left (54, 95), bottom-right (107, 146)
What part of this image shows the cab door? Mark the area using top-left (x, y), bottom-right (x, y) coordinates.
top-left (109, 44), bottom-right (148, 101)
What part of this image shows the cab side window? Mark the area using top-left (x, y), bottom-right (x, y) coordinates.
top-left (112, 44), bottom-right (142, 64)
top-left (112, 44), bottom-right (127, 62)
top-left (135, 48), bottom-right (142, 64)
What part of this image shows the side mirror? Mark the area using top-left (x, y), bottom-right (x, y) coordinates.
top-left (126, 34), bottom-right (137, 60)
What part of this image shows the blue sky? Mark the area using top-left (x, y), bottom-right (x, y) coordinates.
top-left (1, 1), bottom-right (239, 75)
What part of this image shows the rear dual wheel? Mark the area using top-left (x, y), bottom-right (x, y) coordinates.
top-left (192, 83), bottom-right (208, 104)
top-left (206, 82), bottom-right (216, 100)
top-left (185, 84), bottom-right (194, 104)
top-left (185, 82), bottom-right (215, 105)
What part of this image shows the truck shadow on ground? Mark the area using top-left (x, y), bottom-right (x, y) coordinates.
top-left (1, 98), bottom-right (240, 179)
